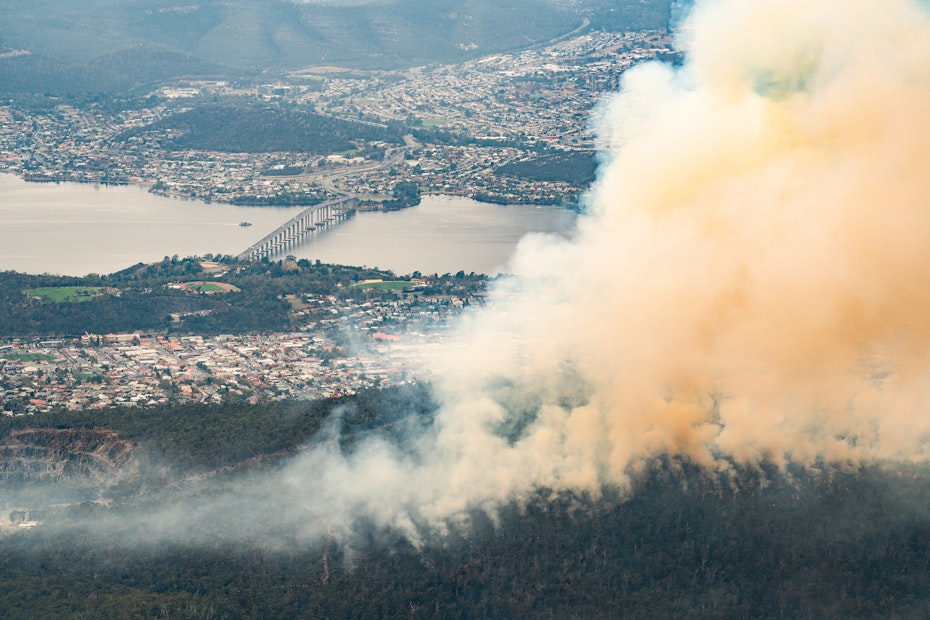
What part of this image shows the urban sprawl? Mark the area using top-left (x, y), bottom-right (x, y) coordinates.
top-left (1, 30), bottom-right (673, 414)
top-left (0, 31), bottom-right (674, 207)
top-left (1, 287), bottom-right (477, 414)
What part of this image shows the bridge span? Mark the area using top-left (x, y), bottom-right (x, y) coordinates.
top-left (238, 195), bottom-right (358, 262)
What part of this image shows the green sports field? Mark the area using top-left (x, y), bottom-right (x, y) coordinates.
top-left (2, 352), bottom-right (57, 362)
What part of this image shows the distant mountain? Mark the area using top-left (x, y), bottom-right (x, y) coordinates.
top-left (0, 0), bottom-right (672, 99)
top-left (583, 0), bottom-right (673, 31)
top-left (0, 48), bottom-right (231, 101)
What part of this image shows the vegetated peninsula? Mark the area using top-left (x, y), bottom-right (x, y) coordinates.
top-left (0, 258), bottom-right (486, 413)
top-left (0, 258), bottom-right (484, 340)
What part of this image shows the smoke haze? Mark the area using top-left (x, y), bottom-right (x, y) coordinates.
top-left (32, 0), bottom-right (930, 547)
top-left (239, 0), bottom-right (930, 544)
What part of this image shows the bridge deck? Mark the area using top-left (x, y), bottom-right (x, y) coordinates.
top-left (238, 195), bottom-right (357, 261)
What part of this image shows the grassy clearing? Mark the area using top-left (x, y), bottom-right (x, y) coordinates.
top-left (284, 294), bottom-right (309, 310)
top-left (73, 371), bottom-right (104, 383)
top-left (421, 118), bottom-right (450, 128)
top-left (25, 286), bottom-right (113, 303)
top-left (179, 281), bottom-right (240, 294)
top-left (2, 353), bottom-right (57, 362)
top-left (199, 261), bottom-right (229, 275)
top-left (353, 280), bottom-right (419, 292)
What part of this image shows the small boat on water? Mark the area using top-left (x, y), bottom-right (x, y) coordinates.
top-left (239, 221), bottom-right (252, 227)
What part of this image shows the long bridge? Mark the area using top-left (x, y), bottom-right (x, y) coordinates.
top-left (238, 195), bottom-right (358, 262)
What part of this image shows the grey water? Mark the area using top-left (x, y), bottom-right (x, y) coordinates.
top-left (287, 195), bottom-right (577, 276)
top-left (0, 173), bottom-right (577, 277)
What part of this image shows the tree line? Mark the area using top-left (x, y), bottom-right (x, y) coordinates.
top-left (0, 257), bottom-right (489, 339)
top-left (119, 104), bottom-right (405, 154)
top-left (2, 379), bottom-right (930, 617)
top-left (2, 451), bottom-right (929, 618)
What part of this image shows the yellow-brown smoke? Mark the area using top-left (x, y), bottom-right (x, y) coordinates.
top-left (419, 0), bottom-right (930, 503)
top-left (271, 0), bottom-right (930, 542)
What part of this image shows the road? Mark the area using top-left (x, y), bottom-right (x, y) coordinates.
top-left (273, 134), bottom-right (418, 195)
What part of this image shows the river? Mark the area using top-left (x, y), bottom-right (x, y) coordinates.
top-left (0, 173), bottom-right (577, 277)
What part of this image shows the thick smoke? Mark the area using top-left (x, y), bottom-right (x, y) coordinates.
top-left (447, 0), bottom-right (930, 473)
top-left (269, 0), bottom-right (930, 542)
top-left (33, 0), bottom-right (930, 547)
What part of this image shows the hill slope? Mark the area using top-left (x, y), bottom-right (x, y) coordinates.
top-left (2, 388), bottom-right (930, 618)
top-left (0, 0), bottom-right (672, 100)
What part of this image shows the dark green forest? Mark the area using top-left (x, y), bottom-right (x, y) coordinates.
top-left (0, 49), bottom-right (237, 108)
top-left (118, 105), bottom-right (405, 154)
top-left (0, 384), bottom-right (437, 477)
top-left (495, 150), bottom-right (599, 186)
top-left (381, 180), bottom-right (423, 211)
top-left (227, 189), bottom-right (324, 207)
top-left (2, 382), bottom-right (930, 619)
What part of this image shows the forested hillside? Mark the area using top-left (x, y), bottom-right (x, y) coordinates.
top-left (0, 259), bottom-right (422, 337)
top-left (119, 105), bottom-right (405, 153)
top-left (1, 389), bottom-right (928, 620)
top-left (496, 150), bottom-right (598, 186)
top-left (0, 384), bottom-right (437, 479)
top-left (0, 0), bottom-right (673, 102)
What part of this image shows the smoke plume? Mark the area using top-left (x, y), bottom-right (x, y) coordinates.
top-left (32, 0), bottom-right (930, 548)
top-left (450, 0), bottom-right (930, 472)
top-left (269, 0), bottom-right (930, 542)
